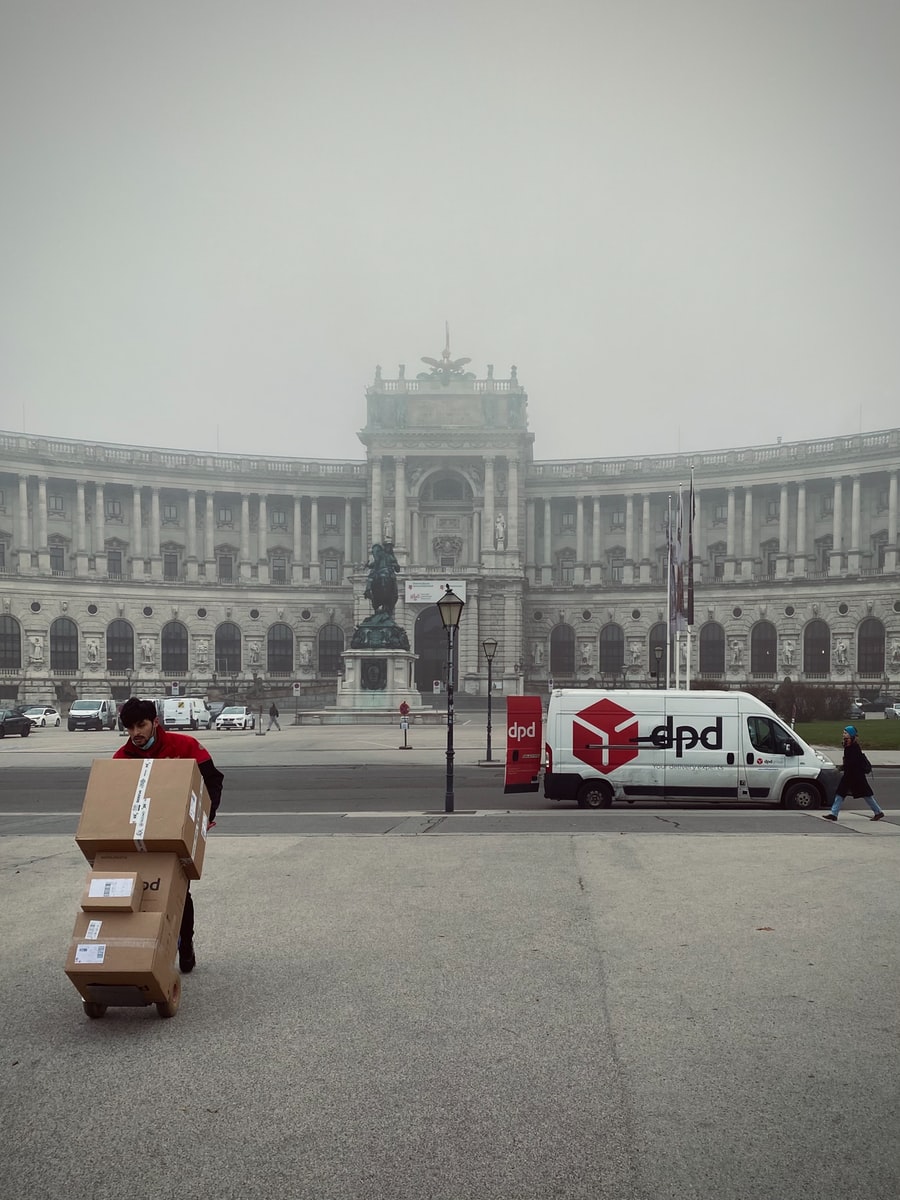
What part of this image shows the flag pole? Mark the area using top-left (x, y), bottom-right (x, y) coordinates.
top-left (665, 493), bottom-right (672, 690)
top-left (686, 465), bottom-right (695, 689)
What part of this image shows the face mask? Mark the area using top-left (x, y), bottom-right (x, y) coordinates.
top-left (134, 731), bottom-right (156, 750)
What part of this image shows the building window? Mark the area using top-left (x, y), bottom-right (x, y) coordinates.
top-left (876, 490), bottom-right (889, 513)
top-left (0, 489), bottom-right (5, 507)
top-left (559, 553), bottom-right (575, 584)
top-left (0, 543), bottom-right (6, 571)
top-left (267, 623), bottom-right (294, 674)
top-left (105, 499), bottom-right (122, 518)
top-left (821, 495), bottom-right (833, 517)
top-left (803, 619), bottom-right (830, 676)
top-left (815, 536), bottom-right (832, 572)
top-left (106, 619), bottom-right (134, 672)
top-left (323, 511), bottom-right (339, 532)
top-left (750, 621), bottom-right (777, 676)
top-left (50, 617), bottom-right (79, 672)
top-left (561, 510), bottom-right (575, 531)
top-left (857, 617), bottom-right (885, 676)
top-left (215, 622), bottom-right (242, 675)
top-left (550, 624), bottom-right (575, 678)
top-left (708, 542), bottom-right (726, 580)
top-left (50, 545), bottom-right (65, 573)
top-left (318, 625), bottom-right (344, 675)
top-left (323, 558), bottom-right (339, 583)
top-left (271, 556), bottom-right (287, 583)
top-left (162, 504), bottom-right (178, 524)
top-left (217, 507), bottom-right (233, 526)
top-left (699, 622), bottom-right (725, 675)
top-left (0, 614), bottom-right (22, 669)
top-left (599, 624), bottom-right (624, 676)
top-left (217, 555), bottom-right (233, 582)
top-left (610, 509), bottom-right (625, 530)
top-left (761, 540), bottom-right (778, 576)
top-left (107, 550), bottom-right (123, 578)
top-left (648, 622), bottom-right (667, 678)
top-left (713, 504), bottom-right (728, 525)
top-left (766, 499), bottom-right (780, 522)
top-left (49, 494), bottom-right (65, 513)
top-left (271, 510), bottom-right (287, 529)
top-left (440, 555), bottom-right (455, 568)
top-left (163, 552), bottom-right (179, 581)
top-left (161, 621), bottom-right (189, 673)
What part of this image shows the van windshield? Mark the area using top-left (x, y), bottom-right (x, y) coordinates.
top-left (71, 701), bottom-right (101, 711)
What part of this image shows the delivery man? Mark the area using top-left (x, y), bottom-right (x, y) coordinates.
top-left (114, 697), bottom-right (224, 973)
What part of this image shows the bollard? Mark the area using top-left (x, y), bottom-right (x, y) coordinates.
top-left (398, 714), bottom-right (411, 750)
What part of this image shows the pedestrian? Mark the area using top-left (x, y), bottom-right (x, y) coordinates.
top-left (267, 701), bottom-right (281, 731)
top-left (114, 697), bottom-right (224, 972)
top-left (821, 725), bottom-right (884, 822)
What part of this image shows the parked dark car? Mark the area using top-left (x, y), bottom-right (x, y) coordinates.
top-left (0, 709), bottom-right (32, 738)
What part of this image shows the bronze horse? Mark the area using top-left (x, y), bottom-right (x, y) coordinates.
top-left (364, 543), bottom-right (400, 618)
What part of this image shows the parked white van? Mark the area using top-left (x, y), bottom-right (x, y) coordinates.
top-left (68, 699), bottom-right (117, 732)
top-left (543, 689), bottom-right (839, 810)
top-left (162, 697), bottom-right (212, 731)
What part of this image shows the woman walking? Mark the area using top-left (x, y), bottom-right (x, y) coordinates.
top-left (821, 725), bottom-right (885, 821)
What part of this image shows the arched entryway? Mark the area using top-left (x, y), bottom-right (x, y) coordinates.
top-left (414, 606), bottom-right (455, 694)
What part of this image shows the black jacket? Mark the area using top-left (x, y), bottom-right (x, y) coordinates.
top-left (838, 740), bottom-right (873, 799)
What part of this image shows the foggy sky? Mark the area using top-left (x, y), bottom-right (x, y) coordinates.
top-left (2, 1), bottom-right (898, 461)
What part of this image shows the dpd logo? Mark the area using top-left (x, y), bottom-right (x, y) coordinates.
top-left (572, 698), bottom-right (639, 775)
top-left (508, 719), bottom-right (537, 742)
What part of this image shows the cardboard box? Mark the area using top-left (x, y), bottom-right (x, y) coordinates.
top-left (92, 852), bottom-right (189, 923)
top-left (64, 910), bottom-right (180, 1005)
top-left (80, 870), bottom-right (143, 912)
top-left (75, 759), bottom-right (211, 880)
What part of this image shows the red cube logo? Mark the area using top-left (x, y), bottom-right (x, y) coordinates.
top-left (572, 699), bottom-right (639, 775)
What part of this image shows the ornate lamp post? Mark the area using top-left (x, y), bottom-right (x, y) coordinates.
top-left (124, 666), bottom-right (133, 695)
top-left (437, 587), bottom-right (465, 813)
top-left (482, 637), bottom-right (498, 762)
top-left (654, 645), bottom-right (663, 689)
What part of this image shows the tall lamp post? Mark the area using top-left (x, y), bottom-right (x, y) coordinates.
top-left (437, 587), bottom-right (465, 813)
top-left (482, 637), bottom-right (498, 762)
top-left (654, 645), bottom-right (663, 689)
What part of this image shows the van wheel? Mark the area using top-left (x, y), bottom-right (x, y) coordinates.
top-left (783, 782), bottom-right (820, 810)
top-left (577, 781), bottom-right (612, 809)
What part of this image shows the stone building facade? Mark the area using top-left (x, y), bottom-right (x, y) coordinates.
top-left (1, 348), bottom-right (899, 706)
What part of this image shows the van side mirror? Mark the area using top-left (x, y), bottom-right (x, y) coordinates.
top-left (781, 741), bottom-right (796, 757)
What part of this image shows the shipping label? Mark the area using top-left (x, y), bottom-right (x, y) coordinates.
top-left (74, 943), bottom-right (106, 964)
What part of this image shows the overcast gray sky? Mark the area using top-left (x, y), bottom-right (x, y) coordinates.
top-left (2, 0), bottom-right (898, 461)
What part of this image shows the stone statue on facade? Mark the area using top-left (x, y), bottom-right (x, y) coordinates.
top-left (383, 512), bottom-right (395, 544)
top-left (494, 512), bottom-right (507, 549)
top-left (85, 638), bottom-right (100, 665)
top-left (351, 542), bottom-right (410, 651)
top-left (416, 324), bottom-right (476, 384)
top-left (29, 635), bottom-right (44, 663)
top-left (141, 638), bottom-right (154, 665)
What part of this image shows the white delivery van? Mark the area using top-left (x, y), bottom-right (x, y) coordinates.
top-left (543, 689), bottom-right (839, 810)
top-left (67, 699), bottom-right (117, 732)
top-left (162, 697), bottom-right (212, 731)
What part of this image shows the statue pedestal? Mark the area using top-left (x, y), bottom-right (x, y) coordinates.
top-left (335, 649), bottom-right (421, 711)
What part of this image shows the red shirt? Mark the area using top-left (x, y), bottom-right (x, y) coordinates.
top-left (114, 724), bottom-right (223, 817)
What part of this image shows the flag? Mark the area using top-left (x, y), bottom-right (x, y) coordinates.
top-left (686, 469), bottom-right (695, 627)
top-left (668, 491), bottom-right (687, 634)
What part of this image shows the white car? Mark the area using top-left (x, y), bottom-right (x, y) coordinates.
top-left (215, 705), bottom-right (255, 731)
top-left (24, 706), bottom-right (61, 728)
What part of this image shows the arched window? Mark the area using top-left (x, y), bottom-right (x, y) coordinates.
top-left (750, 620), bottom-right (777, 676)
top-left (106, 619), bottom-right (134, 672)
top-left (267, 623), bottom-right (294, 675)
top-left (803, 619), bottom-right (830, 677)
top-left (214, 622), bottom-right (242, 675)
top-left (648, 621), bottom-right (667, 678)
top-left (549, 624), bottom-right (575, 678)
top-left (599, 623), bottom-right (624, 676)
top-left (0, 614), bottom-right (22, 670)
top-left (857, 617), bottom-right (885, 677)
top-left (699, 621), bottom-right (725, 675)
top-left (50, 617), bottom-right (79, 672)
top-left (318, 625), bottom-right (344, 675)
top-left (161, 621), bottom-right (189, 674)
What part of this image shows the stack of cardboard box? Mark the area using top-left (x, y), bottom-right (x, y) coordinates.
top-left (65, 759), bottom-right (211, 1019)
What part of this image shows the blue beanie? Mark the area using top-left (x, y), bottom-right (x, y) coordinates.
top-left (843, 725), bottom-right (858, 738)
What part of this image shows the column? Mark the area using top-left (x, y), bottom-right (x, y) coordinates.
top-left (133, 486), bottom-right (143, 565)
top-left (205, 494), bottom-right (215, 579)
top-left (149, 487), bottom-right (161, 579)
top-left (257, 495), bottom-right (268, 582)
top-left (526, 498), bottom-right (536, 578)
top-left (741, 487), bottom-right (754, 577)
top-left (17, 476), bottom-right (31, 572)
top-left (239, 493), bottom-right (250, 579)
top-left (886, 472), bottom-right (898, 573)
top-left (543, 498), bottom-right (552, 584)
top-left (411, 507), bottom-right (419, 565)
top-left (291, 496), bottom-right (302, 581)
top-left (776, 483), bottom-right (789, 577)
top-left (310, 497), bottom-right (320, 582)
top-left (344, 499), bottom-right (352, 579)
top-left (591, 498), bottom-right (601, 569)
top-left (483, 457), bottom-right (495, 557)
top-left (640, 494), bottom-right (651, 584)
top-left (724, 487), bottom-right (736, 580)
top-left (575, 495), bottom-right (585, 583)
top-left (829, 478), bottom-right (843, 576)
top-left (848, 475), bottom-right (861, 573)
top-left (75, 482), bottom-right (88, 575)
top-left (472, 510), bottom-right (480, 564)
top-left (394, 457), bottom-right (407, 550)
top-left (624, 494), bottom-right (635, 584)
top-left (93, 482), bottom-right (107, 574)
top-left (507, 458), bottom-right (519, 556)
top-left (795, 484), bottom-right (807, 576)
top-left (37, 478), bottom-right (49, 572)
top-left (186, 491), bottom-right (198, 580)
top-left (370, 457), bottom-right (383, 550)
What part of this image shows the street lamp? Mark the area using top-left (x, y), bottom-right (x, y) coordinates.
top-left (482, 637), bottom-right (498, 762)
top-left (124, 666), bottom-right (133, 696)
top-left (437, 586), bottom-right (465, 813)
top-left (654, 645), bottom-right (663, 689)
